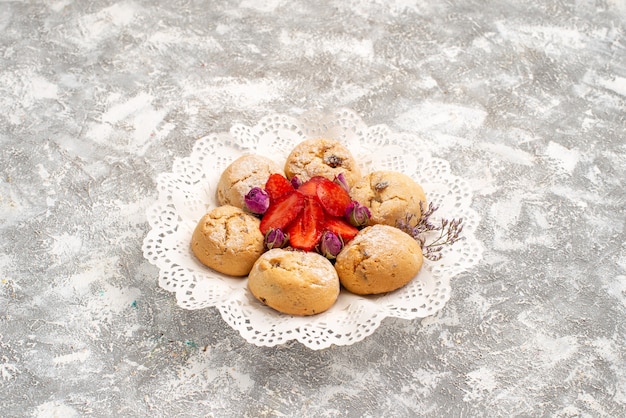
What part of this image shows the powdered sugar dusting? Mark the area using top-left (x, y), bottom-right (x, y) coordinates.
top-left (35, 402), bottom-right (80, 418)
top-left (545, 141), bottom-right (580, 174)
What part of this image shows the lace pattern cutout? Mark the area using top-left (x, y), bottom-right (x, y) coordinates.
top-left (142, 109), bottom-right (483, 349)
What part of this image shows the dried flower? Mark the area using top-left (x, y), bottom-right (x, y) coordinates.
top-left (290, 176), bottom-right (302, 189)
top-left (244, 187), bottom-right (270, 215)
top-left (318, 231), bottom-right (343, 259)
top-left (396, 201), bottom-right (464, 261)
top-left (334, 172), bottom-right (350, 193)
top-left (264, 228), bottom-right (289, 250)
top-left (345, 200), bottom-right (371, 227)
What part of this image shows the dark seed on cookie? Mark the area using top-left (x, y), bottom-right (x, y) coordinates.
top-left (374, 181), bottom-right (389, 191)
top-left (325, 155), bottom-right (344, 168)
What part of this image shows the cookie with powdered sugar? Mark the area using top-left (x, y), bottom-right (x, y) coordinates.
top-left (284, 138), bottom-right (361, 187)
top-left (335, 225), bottom-right (423, 295)
top-left (217, 154), bottom-right (283, 209)
top-left (350, 171), bottom-right (427, 227)
top-left (191, 205), bottom-right (265, 277)
top-left (248, 249), bottom-right (340, 316)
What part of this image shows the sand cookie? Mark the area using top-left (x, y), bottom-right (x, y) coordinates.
top-left (217, 154), bottom-right (283, 209)
top-left (248, 249), bottom-right (340, 316)
top-left (284, 138), bottom-right (361, 187)
top-left (191, 205), bottom-right (265, 277)
top-left (335, 225), bottom-right (423, 295)
top-left (350, 171), bottom-right (427, 227)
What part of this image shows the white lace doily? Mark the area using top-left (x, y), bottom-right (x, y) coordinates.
top-left (142, 108), bottom-right (483, 349)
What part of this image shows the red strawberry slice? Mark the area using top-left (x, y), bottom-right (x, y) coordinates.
top-left (265, 173), bottom-right (294, 203)
top-left (297, 176), bottom-right (324, 197)
top-left (287, 197), bottom-right (325, 251)
top-left (260, 191), bottom-right (304, 235)
top-left (324, 216), bottom-right (359, 242)
top-left (315, 177), bottom-right (352, 217)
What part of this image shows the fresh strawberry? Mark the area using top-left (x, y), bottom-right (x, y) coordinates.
top-left (265, 173), bottom-right (294, 203)
top-left (260, 191), bottom-right (304, 235)
top-left (260, 174), bottom-right (359, 252)
top-left (314, 177), bottom-right (352, 217)
top-left (297, 176), bottom-right (324, 197)
top-left (324, 216), bottom-right (359, 242)
top-left (287, 197), bottom-right (325, 251)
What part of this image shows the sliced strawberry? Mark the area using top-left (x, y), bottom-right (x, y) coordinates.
top-left (315, 177), bottom-right (352, 217)
top-left (287, 197), bottom-right (325, 251)
top-left (324, 216), bottom-right (359, 242)
top-left (297, 176), bottom-right (325, 197)
top-left (260, 191), bottom-right (304, 235)
top-left (265, 173), bottom-right (294, 203)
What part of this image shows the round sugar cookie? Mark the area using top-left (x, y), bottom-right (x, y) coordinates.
top-left (350, 171), bottom-right (427, 227)
top-left (191, 205), bottom-right (265, 277)
top-left (335, 225), bottom-right (423, 295)
top-left (217, 154), bottom-right (283, 209)
top-left (284, 138), bottom-right (361, 187)
top-left (248, 249), bottom-right (340, 316)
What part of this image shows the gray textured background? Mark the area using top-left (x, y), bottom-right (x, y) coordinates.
top-left (1, 1), bottom-right (625, 417)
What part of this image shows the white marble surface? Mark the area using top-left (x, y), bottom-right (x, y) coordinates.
top-left (1, 1), bottom-right (625, 416)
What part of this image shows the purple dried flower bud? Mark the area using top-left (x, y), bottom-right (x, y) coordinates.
top-left (334, 172), bottom-right (350, 193)
top-left (345, 201), bottom-right (371, 227)
top-left (244, 187), bottom-right (270, 215)
top-left (264, 228), bottom-right (289, 250)
top-left (319, 231), bottom-right (343, 259)
top-left (290, 176), bottom-right (302, 189)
